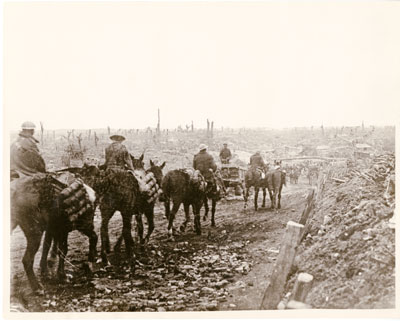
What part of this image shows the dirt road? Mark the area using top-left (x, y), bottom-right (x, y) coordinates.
top-left (10, 179), bottom-right (310, 312)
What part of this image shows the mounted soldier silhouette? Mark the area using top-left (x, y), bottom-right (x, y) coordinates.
top-left (10, 121), bottom-right (46, 179)
top-left (104, 134), bottom-right (135, 171)
top-left (244, 151), bottom-right (268, 211)
top-left (244, 153), bottom-right (286, 211)
top-left (193, 144), bottom-right (218, 194)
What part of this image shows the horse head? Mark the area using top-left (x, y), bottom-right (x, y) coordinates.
top-left (148, 160), bottom-right (166, 187)
top-left (130, 153), bottom-right (145, 170)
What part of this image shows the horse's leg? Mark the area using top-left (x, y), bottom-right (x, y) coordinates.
top-left (261, 187), bottom-right (266, 208)
top-left (78, 226), bottom-right (98, 264)
top-left (243, 185), bottom-right (249, 209)
top-left (20, 225), bottom-right (43, 292)
top-left (135, 213), bottom-right (145, 245)
top-left (57, 232), bottom-right (69, 282)
top-left (164, 198), bottom-right (170, 219)
top-left (121, 212), bottom-right (135, 272)
top-left (211, 198), bottom-right (217, 227)
top-left (49, 236), bottom-right (58, 266)
top-left (203, 196), bottom-right (209, 221)
top-left (277, 186), bottom-right (283, 209)
top-left (100, 205), bottom-right (114, 264)
top-left (193, 202), bottom-right (202, 235)
top-left (144, 204), bottom-right (155, 244)
top-left (254, 187), bottom-right (259, 211)
top-left (168, 201), bottom-right (180, 238)
top-left (40, 230), bottom-right (53, 279)
top-left (180, 202), bottom-right (191, 233)
top-left (268, 189), bottom-right (274, 209)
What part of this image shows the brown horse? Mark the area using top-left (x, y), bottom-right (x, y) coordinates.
top-left (11, 174), bottom-right (96, 293)
top-left (243, 167), bottom-right (270, 211)
top-left (114, 159), bottom-right (166, 251)
top-left (244, 167), bottom-right (286, 211)
top-left (161, 169), bottom-right (206, 238)
top-left (266, 170), bottom-right (286, 209)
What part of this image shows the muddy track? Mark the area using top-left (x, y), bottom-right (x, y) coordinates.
top-left (10, 180), bottom-right (310, 312)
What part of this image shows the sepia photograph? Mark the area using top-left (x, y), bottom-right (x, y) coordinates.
top-left (3, 0), bottom-right (399, 318)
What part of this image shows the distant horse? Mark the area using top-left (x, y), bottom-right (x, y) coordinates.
top-left (161, 169), bottom-right (206, 238)
top-left (266, 169), bottom-right (286, 209)
top-left (307, 166), bottom-right (319, 185)
top-left (203, 170), bottom-right (227, 227)
top-left (243, 166), bottom-right (270, 211)
top-left (289, 167), bottom-right (301, 184)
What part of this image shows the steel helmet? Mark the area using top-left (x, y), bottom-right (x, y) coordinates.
top-left (199, 144), bottom-right (208, 151)
top-left (21, 121), bottom-right (36, 130)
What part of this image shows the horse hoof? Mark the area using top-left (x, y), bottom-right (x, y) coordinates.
top-left (211, 223), bottom-right (216, 228)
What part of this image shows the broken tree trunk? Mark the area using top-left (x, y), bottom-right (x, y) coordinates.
top-left (291, 273), bottom-right (314, 303)
top-left (260, 221), bottom-right (304, 310)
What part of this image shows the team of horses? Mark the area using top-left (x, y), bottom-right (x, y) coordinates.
top-left (11, 154), bottom-right (286, 293)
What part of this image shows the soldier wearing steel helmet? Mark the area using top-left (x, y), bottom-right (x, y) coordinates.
top-left (10, 121), bottom-right (46, 178)
top-left (193, 144), bottom-right (217, 181)
top-left (104, 134), bottom-right (134, 171)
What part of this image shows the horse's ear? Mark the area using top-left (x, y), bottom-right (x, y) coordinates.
top-left (139, 154), bottom-right (144, 162)
top-left (160, 161), bottom-right (166, 169)
top-left (150, 159), bottom-right (154, 167)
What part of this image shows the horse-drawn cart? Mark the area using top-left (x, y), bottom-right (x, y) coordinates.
top-left (220, 164), bottom-right (246, 196)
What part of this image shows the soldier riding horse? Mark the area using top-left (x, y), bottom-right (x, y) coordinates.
top-left (244, 153), bottom-right (286, 211)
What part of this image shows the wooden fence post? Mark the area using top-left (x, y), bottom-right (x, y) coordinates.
top-left (260, 221), bottom-right (304, 310)
top-left (299, 188), bottom-right (316, 226)
top-left (291, 273), bottom-right (314, 303)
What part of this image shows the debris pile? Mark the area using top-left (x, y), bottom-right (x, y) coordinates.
top-left (289, 153), bottom-right (395, 308)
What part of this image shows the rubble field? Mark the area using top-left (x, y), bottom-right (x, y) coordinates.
top-left (287, 153), bottom-right (395, 309)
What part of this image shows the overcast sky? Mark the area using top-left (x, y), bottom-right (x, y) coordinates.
top-left (4, 1), bottom-right (400, 130)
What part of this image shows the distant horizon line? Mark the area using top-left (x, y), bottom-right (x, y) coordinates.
top-left (8, 124), bottom-right (395, 132)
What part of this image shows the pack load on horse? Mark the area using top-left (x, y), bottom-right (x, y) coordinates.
top-left (10, 122), bottom-right (97, 293)
top-left (161, 167), bottom-right (207, 238)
